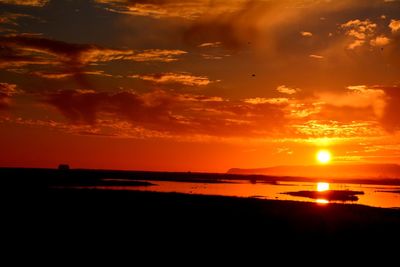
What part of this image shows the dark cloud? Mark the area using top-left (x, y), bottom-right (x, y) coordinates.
top-left (183, 1), bottom-right (269, 49)
top-left (44, 89), bottom-right (287, 137)
top-left (0, 0), bottom-right (49, 7)
top-left (0, 82), bottom-right (18, 109)
top-left (0, 13), bottom-right (36, 27)
top-left (0, 34), bottom-right (186, 88)
top-left (95, 0), bottom-right (213, 19)
top-left (0, 34), bottom-right (186, 66)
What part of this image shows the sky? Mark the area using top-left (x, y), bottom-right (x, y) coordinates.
top-left (1, 0), bottom-right (400, 172)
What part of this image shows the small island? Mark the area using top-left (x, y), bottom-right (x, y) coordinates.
top-left (282, 190), bottom-right (364, 202)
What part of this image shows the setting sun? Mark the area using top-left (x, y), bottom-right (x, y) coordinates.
top-left (316, 150), bottom-right (332, 164)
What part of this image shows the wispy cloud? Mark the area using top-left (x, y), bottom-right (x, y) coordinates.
top-left (0, 0), bottom-right (49, 7)
top-left (95, 0), bottom-right (243, 20)
top-left (0, 34), bottom-right (187, 69)
top-left (244, 97), bottom-right (289, 105)
top-left (277, 85), bottom-right (300, 95)
top-left (198, 42), bottom-right (222, 48)
top-left (126, 49), bottom-right (187, 62)
top-left (309, 54), bottom-right (324, 59)
top-left (293, 120), bottom-right (383, 138)
top-left (31, 70), bottom-right (115, 79)
top-left (0, 13), bottom-right (36, 27)
top-left (130, 72), bottom-right (212, 86)
top-left (0, 34), bottom-right (186, 89)
top-left (300, 31), bottom-right (313, 37)
top-left (39, 89), bottom-right (288, 138)
top-left (318, 85), bottom-right (386, 117)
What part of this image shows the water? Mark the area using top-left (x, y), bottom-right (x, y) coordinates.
top-left (77, 180), bottom-right (400, 209)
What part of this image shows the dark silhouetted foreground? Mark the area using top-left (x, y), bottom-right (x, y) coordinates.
top-left (4, 167), bottom-right (400, 254)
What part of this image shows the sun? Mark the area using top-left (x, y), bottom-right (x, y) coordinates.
top-left (316, 150), bottom-right (331, 164)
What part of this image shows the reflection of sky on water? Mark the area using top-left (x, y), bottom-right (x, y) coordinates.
top-left (76, 180), bottom-right (400, 209)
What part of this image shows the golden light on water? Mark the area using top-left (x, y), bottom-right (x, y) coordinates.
top-left (316, 150), bottom-right (332, 164)
top-left (316, 199), bottom-right (329, 204)
top-left (317, 182), bottom-right (330, 192)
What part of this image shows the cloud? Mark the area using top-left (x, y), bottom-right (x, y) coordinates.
top-left (309, 54), bottom-right (324, 59)
top-left (0, 34), bottom-right (187, 68)
top-left (181, 0), bottom-right (380, 51)
top-left (318, 85), bottom-right (386, 118)
top-left (370, 35), bottom-right (390, 46)
top-left (292, 120), bottom-right (383, 139)
top-left (96, 0), bottom-right (399, 60)
top-left (42, 89), bottom-right (288, 137)
top-left (244, 97), bottom-right (289, 105)
top-left (183, 0), bottom-right (286, 49)
top-left (201, 54), bottom-right (224, 60)
top-left (176, 94), bottom-right (224, 102)
top-left (0, 13), bottom-right (36, 27)
top-left (347, 39), bottom-right (364, 49)
top-left (316, 86), bottom-right (400, 133)
top-left (0, 0), bottom-right (49, 7)
top-left (0, 82), bottom-right (18, 95)
top-left (0, 34), bottom-right (186, 88)
top-left (340, 19), bottom-right (377, 49)
top-left (389, 19), bottom-right (400, 33)
top-left (95, 0), bottom-right (206, 20)
top-left (130, 72), bottom-right (212, 86)
top-left (300, 85), bottom-right (400, 135)
top-left (95, 0), bottom-right (243, 20)
top-left (3, 0), bottom-right (400, 143)
top-left (0, 82), bottom-right (18, 109)
top-left (31, 70), bottom-right (115, 79)
top-left (276, 85), bottom-right (300, 95)
top-left (286, 101), bottom-right (323, 119)
top-left (341, 19), bottom-right (377, 39)
top-left (198, 42), bottom-right (222, 48)
top-left (4, 116), bottom-right (177, 139)
top-left (126, 49), bottom-right (186, 62)
top-left (300, 31), bottom-right (313, 37)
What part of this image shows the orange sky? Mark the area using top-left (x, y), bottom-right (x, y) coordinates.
top-left (1, 0), bottom-right (400, 172)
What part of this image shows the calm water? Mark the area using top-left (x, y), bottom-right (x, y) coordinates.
top-left (78, 180), bottom-right (400, 209)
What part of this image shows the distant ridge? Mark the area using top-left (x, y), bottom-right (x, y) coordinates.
top-left (227, 164), bottom-right (400, 179)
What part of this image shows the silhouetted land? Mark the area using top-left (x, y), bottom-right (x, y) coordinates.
top-left (283, 190), bottom-right (364, 201)
top-left (2, 167), bottom-right (400, 187)
top-left (4, 167), bottom-right (400, 253)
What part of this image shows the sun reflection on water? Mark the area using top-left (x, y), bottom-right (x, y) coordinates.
top-left (316, 199), bottom-right (329, 204)
top-left (317, 182), bottom-right (330, 192)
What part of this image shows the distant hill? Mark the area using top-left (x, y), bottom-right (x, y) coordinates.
top-left (227, 164), bottom-right (400, 179)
